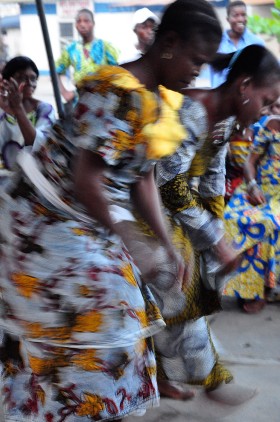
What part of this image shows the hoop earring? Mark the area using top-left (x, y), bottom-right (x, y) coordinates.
top-left (161, 52), bottom-right (173, 60)
top-left (243, 98), bottom-right (250, 105)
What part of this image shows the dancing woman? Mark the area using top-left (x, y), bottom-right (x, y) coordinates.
top-left (154, 45), bottom-right (280, 402)
top-left (0, 1), bottom-right (223, 420)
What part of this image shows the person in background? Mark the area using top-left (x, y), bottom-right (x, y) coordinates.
top-left (209, 0), bottom-right (264, 88)
top-left (56, 8), bottom-right (119, 104)
top-left (119, 8), bottom-right (160, 63)
top-left (0, 1), bottom-right (223, 420)
top-left (224, 109), bottom-right (280, 313)
top-left (225, 96), bottom-right (280, 202)
top-left (133, 7), bottom-right (160, 56)
top-left (225, 126), bottom-right (254, 202)
top-left (0, 56), bottom-right (56, 182)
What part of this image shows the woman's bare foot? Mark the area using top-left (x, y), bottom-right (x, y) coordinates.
top-left (205, 383), bottom-right (258, 406)
top-left (242, 299), bottom-right (266, 314)
top-left (158, 379), bottom-right (195, 400)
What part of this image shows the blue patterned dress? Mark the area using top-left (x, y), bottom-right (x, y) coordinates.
top-left (224, 122), bottom-right (280, 300)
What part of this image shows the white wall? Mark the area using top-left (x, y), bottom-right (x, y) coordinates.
top-left (94, 12), bottom-right (139, 62)
top-left (19, 13), bottom-right (61, 72)
top-left (18, 10), bottom-right (143, 71)
top-left (3, 29), bottom-right (20, 59)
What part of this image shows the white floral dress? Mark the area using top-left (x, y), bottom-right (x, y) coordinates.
top-left (0, 66), bottom-right (186, 421)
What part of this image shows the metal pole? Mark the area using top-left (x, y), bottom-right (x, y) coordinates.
top-left (35, 0), bottom-right (65, 119)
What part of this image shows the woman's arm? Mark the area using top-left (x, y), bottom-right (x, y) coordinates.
top-left (73, 149), bottom-right (116, 234)
top-left (243, 152), bottom-right (266, 205)
top-left (31, 102), bottom-right (56, 151)
top-left (131, 167), bottom-right (186, 284)
top-left (130, 167), bottom-right (172, 248)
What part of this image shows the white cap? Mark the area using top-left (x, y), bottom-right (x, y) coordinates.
top-left (132, 8), bottom-right (160, 30)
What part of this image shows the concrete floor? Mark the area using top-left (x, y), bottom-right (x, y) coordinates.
top-left (126, 298), bottom-right (280, 422)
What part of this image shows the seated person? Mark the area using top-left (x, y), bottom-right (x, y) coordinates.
top-left (0, 56), bottom-right (55, 182)
top-left (224, 115), bottom-right (280, 313)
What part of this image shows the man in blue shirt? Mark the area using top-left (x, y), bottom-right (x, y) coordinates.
top-left (209, 1), bottom-right (264, 87)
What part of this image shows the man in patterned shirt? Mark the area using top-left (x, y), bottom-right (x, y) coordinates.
top-left (56, 8), bottom-right (119, 103)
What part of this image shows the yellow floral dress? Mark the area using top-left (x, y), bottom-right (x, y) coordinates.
top-left (0, 67), bottom-right (185, 421)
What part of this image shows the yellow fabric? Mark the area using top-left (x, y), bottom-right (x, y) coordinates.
top-left (201, 195), bottom-right (225, 219)
top-left (79, 67), bottom-right (187, 160)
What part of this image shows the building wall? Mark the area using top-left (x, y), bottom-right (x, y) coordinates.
top-left (19, 3), bottom-right (60, 74)
top-left (2, 1), bottom-right (277, 75)
top-left (5, 28), bottom-right (21, 59)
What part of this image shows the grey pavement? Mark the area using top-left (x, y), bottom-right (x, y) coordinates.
top-left (35, 77), bottom-right (280, 422)
top-left (126, 298), bottom-right (280, 422)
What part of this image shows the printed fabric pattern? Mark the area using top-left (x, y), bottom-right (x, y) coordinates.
top-left (0, 66), bottom-right (189, 420)
top-left (56, 39), bottom-right (119, 83)
top-left (224, 126), bottom-right (280, 299)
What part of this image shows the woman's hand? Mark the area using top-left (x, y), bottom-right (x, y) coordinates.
top-left (0, 75), bottom-right (24, 115)
top-left (247, 185), bottom-right (266, 206)
top-left (61, 88), bottom-right (76, 103)
top-left (165, 244), bottom-right (190, 290)
top-left (213, 237), bottom-right (242, 276)
top-left (6, 77), bottom-right (25, 113)
top-left (0, 75), bottom-right (12, 113)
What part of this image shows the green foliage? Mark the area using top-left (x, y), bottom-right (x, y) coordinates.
top-left (248, 1), bottom-right (280, 42)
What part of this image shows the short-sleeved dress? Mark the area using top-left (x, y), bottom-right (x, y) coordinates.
top-left (0, 67), bottom-right (186, 421)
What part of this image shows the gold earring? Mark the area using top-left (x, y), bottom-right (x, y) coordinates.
top-left (243, 98), bottom-right (250, 105)
top-left (161, 52), bottom-right (173, 60)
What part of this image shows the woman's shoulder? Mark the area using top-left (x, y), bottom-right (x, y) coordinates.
top-left (78, 65), bottom-right (146, 94)
top-left (179, 92), bottom-right (208, 136)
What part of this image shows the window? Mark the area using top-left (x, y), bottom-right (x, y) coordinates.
top-left (59, 22), bottom-right (74, 50)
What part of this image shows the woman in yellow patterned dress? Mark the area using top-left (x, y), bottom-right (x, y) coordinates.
top-left (0, 1), bottom-right (223, 420)
top-left (152, 45), bottom-right (280, 401)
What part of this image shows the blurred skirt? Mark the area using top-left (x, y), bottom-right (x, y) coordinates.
top-left (0, 180), bottom-right (164, 421)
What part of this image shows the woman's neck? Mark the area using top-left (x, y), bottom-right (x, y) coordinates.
top-left (186, 85), bottom-right (236, 130)
top-left (22, 97), bottom-right (37, 113)
top-left (122, 54), bottom-right (159, 93)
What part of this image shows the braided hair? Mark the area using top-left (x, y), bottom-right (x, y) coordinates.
top-left (156, 0), bottom-right (222, 46)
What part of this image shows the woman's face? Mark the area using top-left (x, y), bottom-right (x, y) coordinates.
top-left (237, 81), bottom-right (280, 127)
top-left (12, 67), bottom-right (38, 98)
top-left (159, 35), bottom-right (219, 93)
